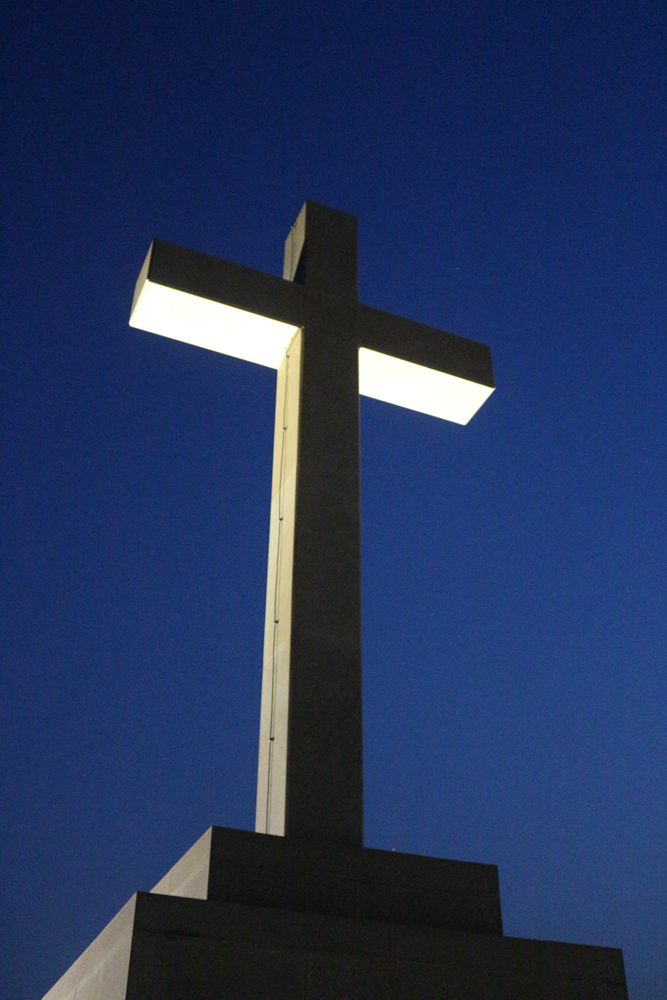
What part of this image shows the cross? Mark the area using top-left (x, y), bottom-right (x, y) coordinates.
top-left (130, 202), bottom-right (494, 848)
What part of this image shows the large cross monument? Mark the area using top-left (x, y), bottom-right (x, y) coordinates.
top-left (129, 201), bottom-right (494, 847)
top-left (43, 203), bottom-right (627, 1000)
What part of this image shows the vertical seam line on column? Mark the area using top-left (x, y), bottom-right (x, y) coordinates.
top-left (266, 332), bottom-right (293, 833)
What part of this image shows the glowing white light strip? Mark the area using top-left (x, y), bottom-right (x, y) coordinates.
top-left (130, 280), bottom-right (493, 424)
top-left (129, 280), bottom-right (299, 369)
top-left (358, 347), bottom-right (494, 425)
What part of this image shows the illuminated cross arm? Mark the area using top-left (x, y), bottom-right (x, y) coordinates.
top-left (130, 202), bottom-right (494, 847)
top-left (130, 239), bottom-right (493, 425)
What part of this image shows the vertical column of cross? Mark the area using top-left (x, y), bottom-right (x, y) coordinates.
top-left (256, 202), bottom-right (363, 847)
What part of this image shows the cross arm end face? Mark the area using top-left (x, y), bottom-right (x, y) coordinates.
top-left (129, 239), bottom-right (301, 369)
top-left (358, 305), bottom-right (495, 425)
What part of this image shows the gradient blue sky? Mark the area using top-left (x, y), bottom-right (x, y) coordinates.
top-left (2, 2), bottom-right (666, 997)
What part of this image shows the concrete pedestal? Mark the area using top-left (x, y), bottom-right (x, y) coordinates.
top-left (43, 827), bottom-right (627, 1000)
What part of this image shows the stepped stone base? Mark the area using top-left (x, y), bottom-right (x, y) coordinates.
top-left (43, 827), bottom-right (628, 1000)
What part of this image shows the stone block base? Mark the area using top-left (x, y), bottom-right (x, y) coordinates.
top-left (43, 828), bottom-right (628, 1000)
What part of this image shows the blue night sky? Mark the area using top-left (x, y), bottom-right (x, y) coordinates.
top-left (2, 2), bottom-right (666, 997)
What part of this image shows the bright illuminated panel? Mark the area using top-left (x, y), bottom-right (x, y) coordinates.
top-left (130, 279), bottom-right (299, 369)
top-left (359, 347), bottom-right (494, 425)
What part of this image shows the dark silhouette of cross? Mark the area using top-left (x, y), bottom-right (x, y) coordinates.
top-left (130, 201), bottom-right (494, 847)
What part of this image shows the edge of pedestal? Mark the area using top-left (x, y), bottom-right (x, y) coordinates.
top-left (42, 895), bottom-right (137, 1000)
top-left (150, 826), bottom-right (504, 936)
top-left (150, 826), bottom-right (212, 899)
